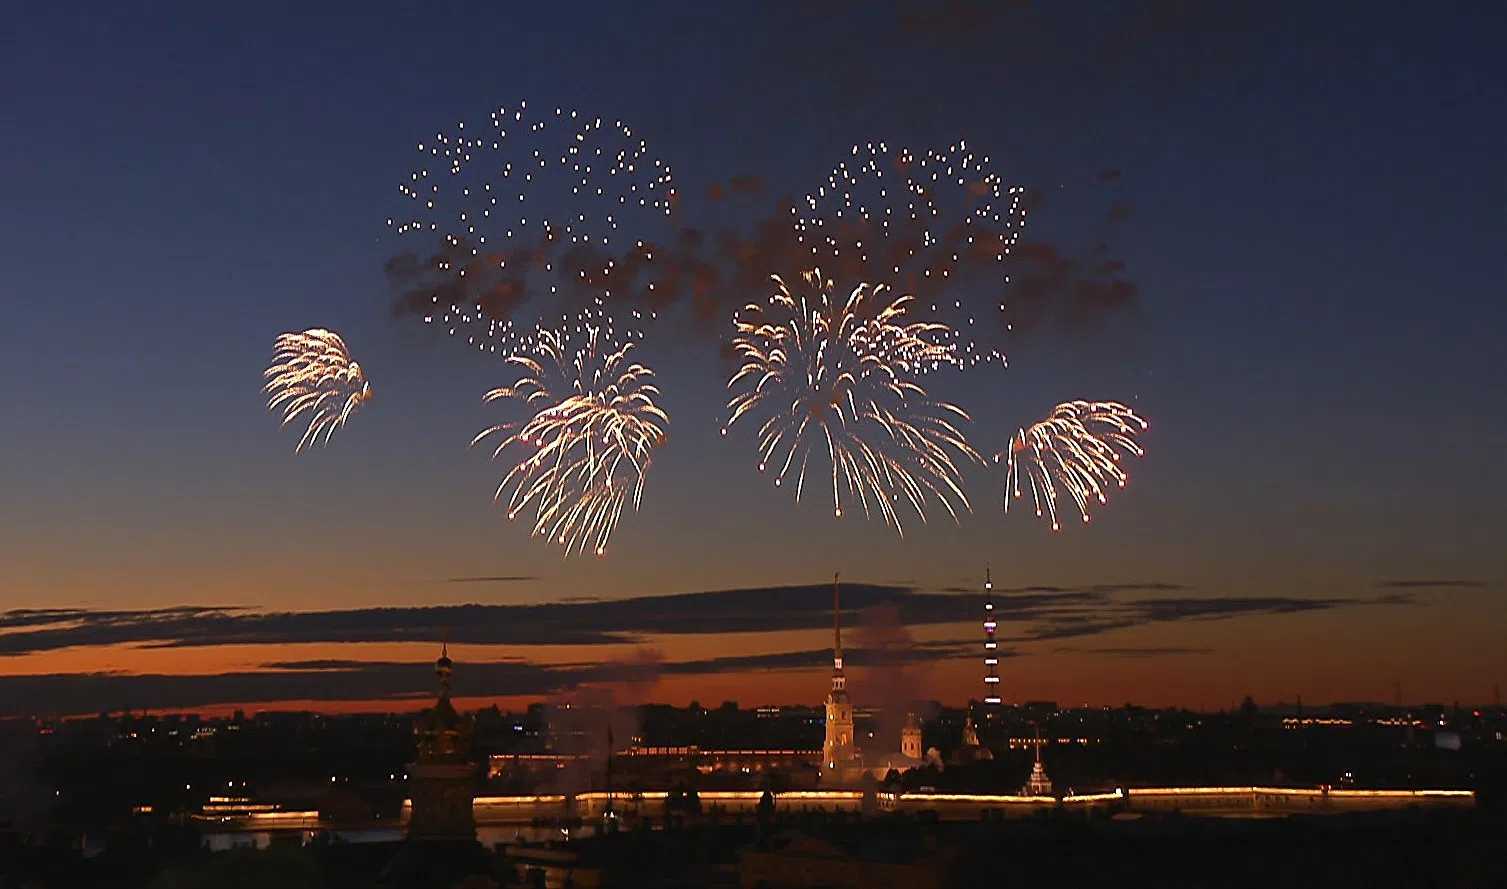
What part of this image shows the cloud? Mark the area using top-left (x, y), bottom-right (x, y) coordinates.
top-left (1374, 579), bottom-right (1485, 589)
top-left (0, 580), bottom-right (1417, 715)
top-left (0, 602), bottom-right (625, 655)
top-left (1009, 619), bottom-right (1123, 642)
top-left (0, 605), bottom-right (250, 631)
top-left (1052, 646), bottom-right (1214, 658)
top-left (1004, 239), bottom-right (1137, 333)
top-left (0, 641), bottom-right (990, 717)
top-left (944, 582), bottom-right (1188, 595)
top-left (1087, 582), bottom-right (1185, 594)
top-left (385, 241), bottom-right (534, 323)
top-left (1010, 592), bottom-right (1412, 643)
top-left (445, 575), bottom-right (537, 584)
top-left (0, 608), bottom-right (90, 629)
top-left (0, 661), bottom-right (574, 716)
top-left (378, 4), bottom-right (1278, 351)
top-left (0, 583), bottom-right (1411, 659)
top-left (386, 168), bottom-right (1140, 345)
top-left (661, 641), bottom-right (983, 677)
top-left (0, 606), bottom-right (254, 651)
top-left (1, 585), bottom-right (931, 656)
top-left (706, 175), bottom-right (766, 202)
top-left (1128, 596), bottom-right (1350, 621)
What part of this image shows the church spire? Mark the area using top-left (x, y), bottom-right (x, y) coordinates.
top-left (435, 639), bottom-right (454, 699)
top-left (1023, 721), bottom-right (1053, 796)
top-left (410, 638), bottom-right (476, 842)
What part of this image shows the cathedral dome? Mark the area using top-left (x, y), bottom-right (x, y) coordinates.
top-left (417, 694), bottom-right (463, 734)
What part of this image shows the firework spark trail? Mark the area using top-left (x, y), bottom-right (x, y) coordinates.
top-left (472, 325), bottom-right (668, 556)
top-left (420, 296), bottom-right (647, 360)
top-left (723, 269), bottom-right (981, 534)
top-left (262, 329), bottom-right (372, 452)
top-left (794, 141), bottom-right (1030, 371)
top-left (387, 101), bottom-right (675, 358)
top-left (1000, 400), bottom-right (1148, 530)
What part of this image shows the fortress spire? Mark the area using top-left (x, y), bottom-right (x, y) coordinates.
top-left (822, 571), bottom-right (856, 781)
top-left (832, 572), bottom-right (845, 692)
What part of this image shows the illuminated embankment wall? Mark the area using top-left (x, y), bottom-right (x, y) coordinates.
top-left (1121, 786), bottom-right (1475, 815)
top-left (230, 784), bottom-right (1477, 833)
top-left (454, 786), bottom-right (1473, 824)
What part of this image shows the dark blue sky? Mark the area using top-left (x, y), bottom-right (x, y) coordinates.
top-left (1, 3), bottom-right (1503, 708)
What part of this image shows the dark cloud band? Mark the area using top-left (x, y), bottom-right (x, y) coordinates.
top-left (0, 583), bottom-right (1407, 658)
top-left (0, 583), bottom-right (1412, 714)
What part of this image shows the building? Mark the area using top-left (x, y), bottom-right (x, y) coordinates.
top-left (603, 745), bottom-right (823, 787)
top-left (865, 712), bottom-right (926, 780)
top-left (822, 574), bottom-right (862, 783)
top-left (901, 712), bottom-right (923, 761)
top-left (406, 644), bottom-right (477, 841)
top-left (951, 713), bottom-right (993, 765)
top-left (1022, 726), bottom-right (1053, 797)
top-left (381, 646), bottom-right (494, 889)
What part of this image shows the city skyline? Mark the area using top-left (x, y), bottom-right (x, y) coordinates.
top-left (2, 4), bottom-right (1505, 718)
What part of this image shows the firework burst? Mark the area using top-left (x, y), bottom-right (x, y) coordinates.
top-left (262, 329), bottom-right (372, 452)
top-left (1000, 400), bottom-right (1147, 530)
top-left (472, 325), bottom-right (668, 556)
top-left (723, 269), bottom-right (981, 533)
top-left (388, 101), bottom-right (675, 358)
top-left (794, 141), bottom-right (1030, 371)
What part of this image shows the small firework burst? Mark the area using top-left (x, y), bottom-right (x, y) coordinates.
top-left (1001, 400), bottom-right (1147, 530)
top-left (262, 329), bottom-right (372, 452)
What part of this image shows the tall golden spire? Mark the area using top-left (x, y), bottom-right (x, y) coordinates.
top-left (834, 573), bottom-right (842, 658)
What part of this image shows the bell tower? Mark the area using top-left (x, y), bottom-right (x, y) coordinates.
top-left (407, 643), bottom-right (477, 841)
top-left (901, 712), bottom-right (923, 760)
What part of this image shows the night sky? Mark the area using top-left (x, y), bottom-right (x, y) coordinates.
top-left (2, 3), bottom-right (1504, 717)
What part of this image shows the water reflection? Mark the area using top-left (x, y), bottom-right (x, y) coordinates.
top-left (203, 823), bottom-right (604, 852)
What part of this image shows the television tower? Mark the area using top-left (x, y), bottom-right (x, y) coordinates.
top-left (983, 568), bottom-right (1002, 707)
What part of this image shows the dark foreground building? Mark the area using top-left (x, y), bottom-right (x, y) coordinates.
top-left (378, 645), bottom-right (494, 889)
